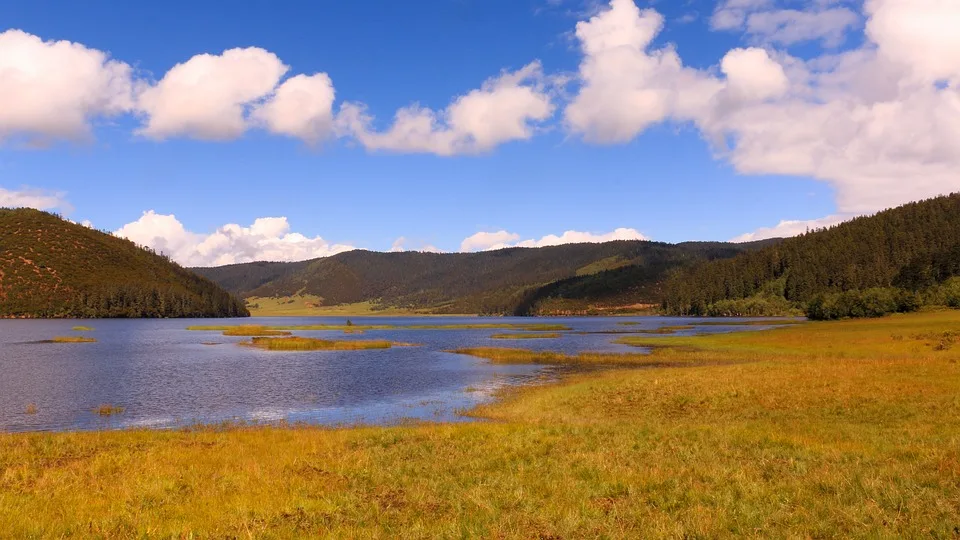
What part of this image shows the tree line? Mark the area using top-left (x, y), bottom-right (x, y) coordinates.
top-left (662, 194), bottom-right (960, 320)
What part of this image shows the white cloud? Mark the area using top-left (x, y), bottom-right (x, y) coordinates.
top-left (711, 1), bottom-right (859, 47)
top-left (568, 0), bottom-right (960, 215)
top-left (114, 211), bottom-right (355, 266)
top-left (865, 0), bottom-right (960, 84)
top-left (563, 0), bottom-right (723, 143)
top-left (390, 237), bottom-right (443, 253)
top-left (721, 47), bottom-right (789, 101)
top-left (0, 186), bottom-right (71, 211)
top-left (389, 236), bottom-right (408, 252)
top-left (337, 62), bottom-right (555, 155)
top-left (136, 47), bottom-right (289, 141)
top-left (460, 230), bottom-right (521, 252)
top-left (730, 214), bottom-right (849, 242)
top-left (461, 227), bottom-right (648, 252)
top-left (251, 73), bottom-right (336, 144)
top-left (0, 30), bottom-right (135, 143)
top-left (745, 8), bottom-right (860, 47)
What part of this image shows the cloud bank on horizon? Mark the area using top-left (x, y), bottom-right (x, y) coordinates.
top-left (1, 0), bottom-right (958, 262)
top-left (112, 210), bottom-right (647, 266)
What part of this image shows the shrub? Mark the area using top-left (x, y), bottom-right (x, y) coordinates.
top-left (806, 287), bottom-right (920, 320)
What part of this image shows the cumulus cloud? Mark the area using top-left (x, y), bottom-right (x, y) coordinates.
top-left (337, 62), bottom-right (555, 155)
top-left (568, 0), bottom-right (960, 216)
top-left (460, 227), bottom-right (648, 252)
top-left (136, 47), bottom-right (290, 140)
top-left (389, 237), bottom-right (443, 253)
top-left (0, 186), bottom-right (71, 211)
top-left (460, 230), bottom-right (521, 252)
top-left (730, 214), bottom-right (849, 242)
top-left (711, 0), bottom-right (859, 47)
top-left (563, 0), bottom-right (723, 143)
top-left (114, 211), bottom-right (355, 266)
top-left (251, 73), bottom-right (336, 144)
top-left (0, 30), bottom-right (135, 143)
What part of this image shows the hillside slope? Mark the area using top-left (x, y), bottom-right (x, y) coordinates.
top-left (663, 194), bottom-right (960, 317)
top-left (196, 240), bottom-right (773, 315)
top-left (0, 208), bottom-right (248, 318)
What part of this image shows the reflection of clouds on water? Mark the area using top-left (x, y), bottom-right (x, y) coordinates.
top-left (0, 316), bottom-right (787, 432)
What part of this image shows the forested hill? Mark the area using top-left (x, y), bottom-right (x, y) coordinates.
top-left (0, 208), bottom-right (248, 318)
top-left (195, 240), bottom-right (773, 315)
top-left (663, 194), bottom-right (960, 318)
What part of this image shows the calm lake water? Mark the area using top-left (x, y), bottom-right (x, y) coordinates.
top-left (0, 316), bottom-right (783, 432)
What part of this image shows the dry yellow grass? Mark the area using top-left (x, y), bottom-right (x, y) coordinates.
top-left (451, 347), bottom-right (685, 366)
top-left (489, 332), bottom-right (562, 340)
top-left (92, 404), bottom-right (125, 416)
top-left (49, 336), bottom-right (96, 343)
top-left (242, 336), bottom-right (397, 351)
top-left (220, 325), bottom-right (293, 337)
top-left (2, 311), bottom-right (959, 537)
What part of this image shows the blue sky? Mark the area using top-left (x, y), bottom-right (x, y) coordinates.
top-left (0, 0), bottom-right (956, 265)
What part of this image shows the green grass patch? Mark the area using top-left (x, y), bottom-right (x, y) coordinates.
top-left (490, 333), bottom-right (562, 340)
top-left (71, 326), bottom-right (95, 331)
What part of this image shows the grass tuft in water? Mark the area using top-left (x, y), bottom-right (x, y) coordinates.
top-left (407, 323), bottom-right (571, 331)
top-left (242, 337), bottom-right (398, 351)
top-left (71, 326), bottom-right (95, 331)
top-left (220, 325), bottom-right (293, 337)
top-left (24, 403), bottom-right (38, 415)
top-left (490, 333), bottom-right (562, 340)
top-left (50, 336), bottom-right (96, 343)
top-left (93, 404), bottom-right (125, 417)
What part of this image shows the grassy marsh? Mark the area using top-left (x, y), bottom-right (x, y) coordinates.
top-left (242, 336), bottom-right (399, 351)
top-left (220, 325), bottom-right (293, 337)
top-left (188, 324), bottom-right (393, 332)
top-left (405, 323), bottom-right (571, 331)
top-left (690, 319), bottom-right (805, 327)
top-left (450, 347), bottom-right (682, 366)
top-left (3, 311), bottom-right (960, 536)
top-left (71, 325), bottom-right (95, 331)
top-left (244, 297), bottom-right (469, 317)
top-left (188, 323), bottom-right (571, 333)
top-left (49, 336), bottom-right (96, 343)
top-left (490, 332), bottom-right (562, 340)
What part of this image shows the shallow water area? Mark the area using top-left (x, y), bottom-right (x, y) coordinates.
top-left (0, 316), bottom-right (790, 432)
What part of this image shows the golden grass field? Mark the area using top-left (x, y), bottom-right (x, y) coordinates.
top-left (2, 311), bottom-right (959, 537)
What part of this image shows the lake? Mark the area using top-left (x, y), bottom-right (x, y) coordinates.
top-left (0, 316), bottom-right (781, 432)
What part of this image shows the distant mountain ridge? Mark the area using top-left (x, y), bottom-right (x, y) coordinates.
top-left (0, 208), bottom-right (248, 318)
top-left (194, 239), bottom-right (777, 315)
